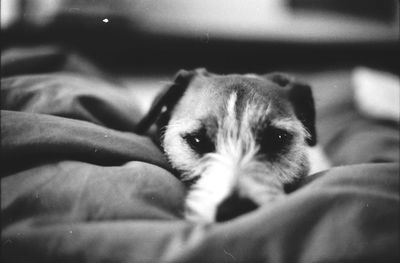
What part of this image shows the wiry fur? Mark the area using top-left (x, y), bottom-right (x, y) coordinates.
top-left (164, 93), bottom-right (312, 221)
top-left (136, 69), bottom-right (333, 222)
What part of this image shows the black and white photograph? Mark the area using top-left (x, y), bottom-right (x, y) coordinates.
top-left (1, 0), bottom-right (399, 262)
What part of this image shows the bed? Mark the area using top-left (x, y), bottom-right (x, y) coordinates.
top-left (1, 1), bottom-right (399, 262)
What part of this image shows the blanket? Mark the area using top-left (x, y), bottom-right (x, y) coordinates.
top-left (1, 46), bottom-right (399, 263)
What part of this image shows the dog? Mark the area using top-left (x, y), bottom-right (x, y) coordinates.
top-left (136, 68), bottom-right (329, 222)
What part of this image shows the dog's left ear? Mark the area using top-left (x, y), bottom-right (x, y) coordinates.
top-left (135, 68), bottom-right (204, 134)
top-left (265, 73), bottom-right (317, 146)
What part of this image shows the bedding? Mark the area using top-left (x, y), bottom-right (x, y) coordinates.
top-left (1, 46), bottom-right (399, 263)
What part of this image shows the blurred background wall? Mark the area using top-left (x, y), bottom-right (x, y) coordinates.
top-left (1, 0), bottom-right (399, 74)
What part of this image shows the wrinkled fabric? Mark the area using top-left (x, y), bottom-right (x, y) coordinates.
top-left (2, 163), bottom-right (399, 263)
top-left (1, 110), bottom-right (169, 174)
top-left (1, 46), bottom-right (399, 263)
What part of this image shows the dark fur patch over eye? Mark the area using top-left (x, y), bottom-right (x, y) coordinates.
top-left (182, 131), bottom-right (215, 155)
top-left (259, 128), bottom-right (292, 156)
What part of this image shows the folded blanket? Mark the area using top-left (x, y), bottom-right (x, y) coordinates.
top-left (2, 162), bottom-right (399, 263)
top-left (1, 46), bottom-right (399, 263)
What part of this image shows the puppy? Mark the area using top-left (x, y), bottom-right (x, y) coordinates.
top-left (136, 68), bottom-right (329, 222)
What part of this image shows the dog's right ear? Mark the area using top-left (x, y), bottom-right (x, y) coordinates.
top-left (135, 69), bottom-right (200, 134)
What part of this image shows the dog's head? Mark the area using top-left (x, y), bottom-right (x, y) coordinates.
top-left (137, 68), bottom-right (317, 221)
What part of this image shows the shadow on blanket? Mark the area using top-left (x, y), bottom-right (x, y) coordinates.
top-left (1, 46), bottom-right (399, 263)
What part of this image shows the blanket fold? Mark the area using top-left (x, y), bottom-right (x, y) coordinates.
top-left (2, 164), bottom-right (399, 263)
top-left (1, 45), bottom-right (399, 263)
top-left (1, 110), bottom-right (169, 174)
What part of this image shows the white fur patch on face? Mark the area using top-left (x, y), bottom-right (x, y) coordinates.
top-left (184, 93), bottom-right (245, 221)
top-left (185, 93), bottom-right (283, 221)
top-left (165, 91), bottom-right (312, 222)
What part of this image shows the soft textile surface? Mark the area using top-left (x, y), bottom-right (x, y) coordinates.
top-left (301, 70), bottom-right (400, 166)
top-left (1, 46), bottom-right (399, 263)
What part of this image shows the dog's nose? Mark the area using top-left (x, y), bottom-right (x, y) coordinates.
top-left (216, 192), bottom-right (258, 222)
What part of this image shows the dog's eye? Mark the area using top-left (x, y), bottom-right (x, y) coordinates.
top-left (271, 129), bottom-right (292, 146)
top-left (260, 129), bottom-right (292, 154)
top-left (183, 133), bottom-right (215, 155)
top-left (275, 131), bottom-right (289, 142)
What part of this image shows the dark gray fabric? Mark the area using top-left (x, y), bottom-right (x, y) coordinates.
top-left (2, 162), bottom-right (398, 263)
top-left (1, 46), bottom-right (399, 263)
